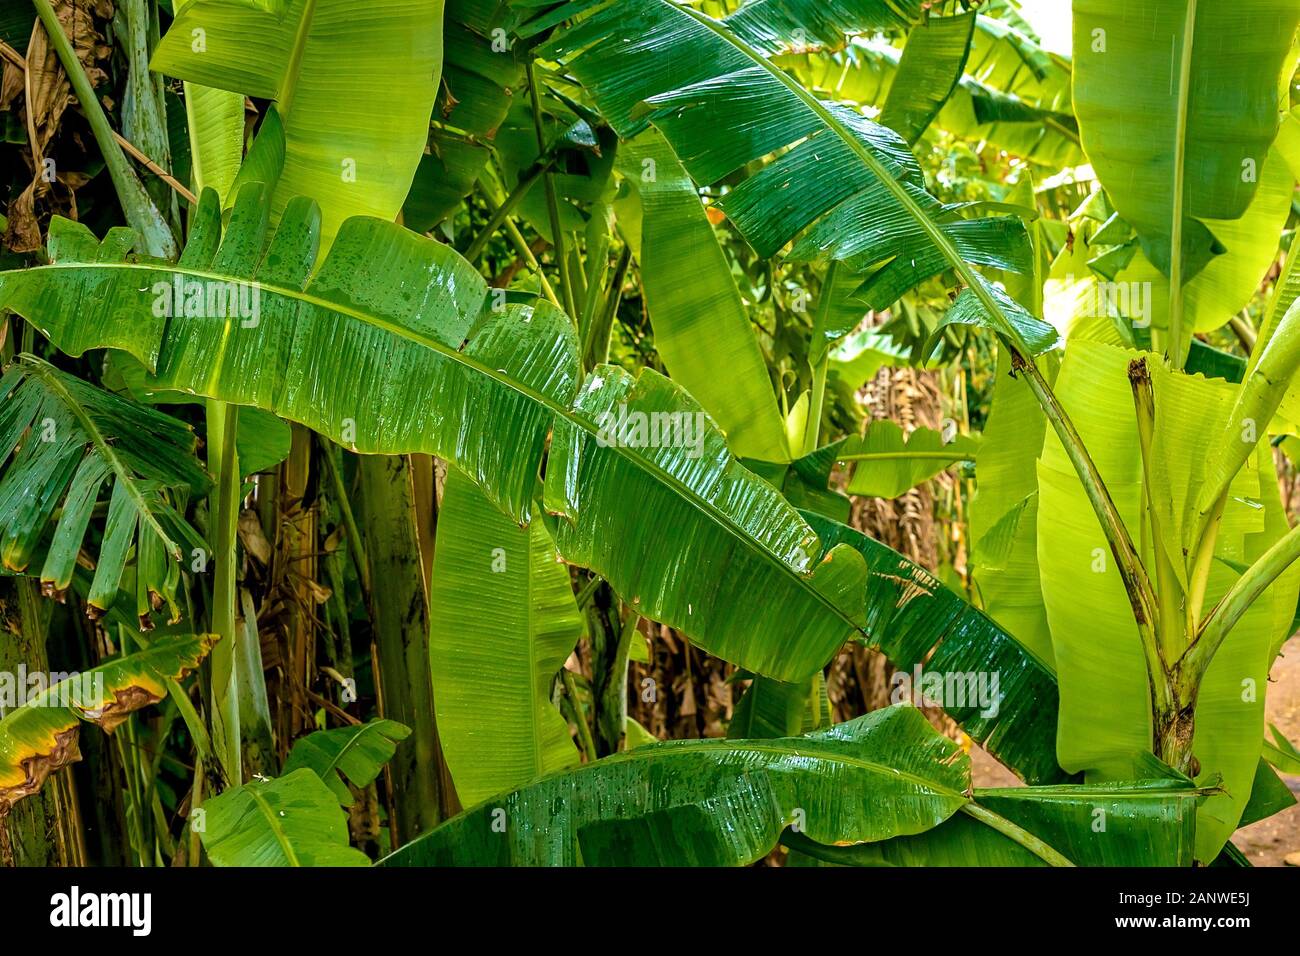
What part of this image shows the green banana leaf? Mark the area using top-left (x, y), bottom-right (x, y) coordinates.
top-left (0, 356), bottom-right (210, 615)
top-left (428, 469), bottom-right (582, 805)
top-left (1037, 339), bottom-right (1300, 862)
top-left (198, 768), bottom-right (370, 866)
top-left (0, 633), bottom-right (216, 815)
top-left (615, 131), bottom-right (789, 461)
top-left (282, 718), bottom-right (412, 807)
top-left (721, 0), bottom-right (924, 53)
top-left (152, 0), bottom-right (442, 246)
top-left (791, 778), bottom-right (1202, 867)
top-left (381, 705), bottom-right (970, 866)
top-left (968, 348), bottom-right (1055, 666)
top-left (540, 0), bottom-right (1037, 343)
top-left (1264, 724), bottom-right (1300, 774)
top-left (840, 419), bottom-right (978, 499)
top-left (172, 0), bottom-right (244, 201)
top-left (879, 12), bottom-right (975, 146)
top-left (802, 511), bottom-right (1068, 786)
top-left (0, 189), bottom-right (866, 684)
top-left (1071, 0), bottom-right (1300, 280)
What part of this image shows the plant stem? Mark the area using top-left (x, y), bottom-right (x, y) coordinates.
top-left (581, 244), bottom-right (631, 371)
top-left (29, 0), bottom-right (177, 258)
top-left (562, 668), bottom-right (598, 763)
top-left (206, 400), bottom-right (242, 783)
top-left (1165, 0), bottom-right (1197, 370)
top-left (960, 802), bottom-right (1076, 867)
top-left (1188, 517), bottom-right (1300, 676)
top-left (464, 159), bottom-right (551, 264)
top-left (527, 61), bottom-right (577, 321)
top-left (1013, 348), bottom-right (1158, 643)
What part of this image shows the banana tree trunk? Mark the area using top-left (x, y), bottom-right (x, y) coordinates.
top-left (358, 454), bottom-right (456, 843)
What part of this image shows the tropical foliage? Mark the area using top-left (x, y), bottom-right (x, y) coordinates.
top-left (0, 0), bottom-right (1298, 870)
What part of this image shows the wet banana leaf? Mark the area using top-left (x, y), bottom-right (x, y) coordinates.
top-left (0, 188), bottom-right (864, 684)
top-left (802, 511), bottom-right (1068, 786)
top-left (381, 705), bottom-right (969, 866)
top-left (840, 419), bottom-right (978, 499)
top-left (199, 768), bottom-right (370, 866)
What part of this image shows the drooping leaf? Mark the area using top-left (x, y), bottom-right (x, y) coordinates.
top-left (282, 718), bottom-right (412, 807)
top-left (802, 511), bottom-right (1068, 785)
top-left (0, 357), bottom-right (209, 614)
top-left (429, 469), bottom-right (582, 805)
top-left (0, 190), bottom-right (866, 684)
top-left (616, 131), bottom-right (789, 461)
top-left (382, 705), bottom-right (969, 866)
top-left (199, 768), bottom-right (371, 866)
top-left (1071, 0), bottom-right (1300, 280)
top-left (0, 633), bottom-right (217, 816)
top-left (879, 13), bottom-right (976, 146)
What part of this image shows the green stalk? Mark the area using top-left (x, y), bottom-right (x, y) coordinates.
top-left (562, 668), bottom-right (599, 763)
top-left (677, 2), bottom-right (1155, 641)
top-left (206, 401), bottom-right (242, 783)
top-left (527, 61), bottom-right (578, 321)
top-left (581, 244), bottom-right (631, 371)
top-left (1189, 517), bottom-right (1300, 676)
top-left (30, 0), bottom-right (177, 258)
top-left (464, 159), bottom-right (552, 264)
top-left (1165, 0), bottom-right (1197, 370)
top-left (959, 802), bottom-right (1076, 867)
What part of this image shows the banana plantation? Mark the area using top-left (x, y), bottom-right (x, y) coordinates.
top-left (1, 0), bottom-right (1300, 879)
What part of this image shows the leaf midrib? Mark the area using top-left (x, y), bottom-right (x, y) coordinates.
top-left (25, 259), bottom-right (860, 636)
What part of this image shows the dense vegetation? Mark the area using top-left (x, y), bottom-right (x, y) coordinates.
top-left (1, 0), bottom-right (1299, 869)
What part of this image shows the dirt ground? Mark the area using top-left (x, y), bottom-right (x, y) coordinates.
top-left (969, 635), bottom-right (1300, 866)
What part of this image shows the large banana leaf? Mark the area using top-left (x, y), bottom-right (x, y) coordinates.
top-left (1036, 340), bottom-right (1300, 862)
top-left (615, 132), bottom-right (789, 461)
top-left (538, 0), bottom-right (1036, 329)
top-left (381, 705), bottom-right (970, 866)
top-left (429, 469), bottom-right (582, 805)
top-left (151, 0), bottom-right (442, 245)
top-left (792, 778), bottom-right (1202, 867)
top-left (0, 188), bottom-right (866, 684)
top-left (199, 768), bottom-right (370, 866)
top-left (282, 718), bottom-right (412, 807)
top-left (0, 633), bottom-right (216, 815)
top-left (1071, 0), bottom-right (1300, 280)
top-left (801, 511), bottom-right (1068, 785)
top-left (0, 356), bottom-right (209, 615)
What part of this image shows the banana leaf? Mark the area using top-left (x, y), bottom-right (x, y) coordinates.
top-left (0, 633), bottom-right (216, 815)
top-left (1071, 0), bottom-right (1300, 281)
top-left (429, 469), bottom-right (582, 805)
top-left (152, 0), bottom-right (442, 246)
top-left (840, 419), bottom-right (978, 499)
top-left (0, 188), bottom-right (866, 684)
top-left (199, 768), bottom-right (370, 866)
top-left (282, 718), bottom-right (412, 807)
top-left (381, 705), bottom-right (970, 866)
